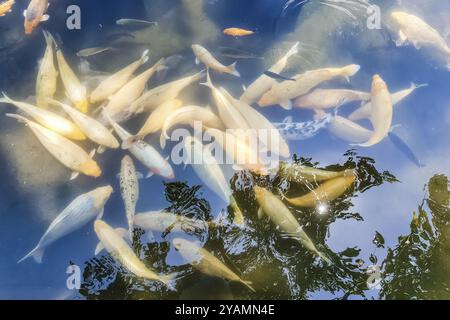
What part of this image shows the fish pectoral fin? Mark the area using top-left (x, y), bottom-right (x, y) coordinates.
top-left (257, 207), bottom-right (265, 219)
top-left (279, 100), bottom-right (292, 110)
top-left (195, 57), bottom-right (200, 65)
top-left (94, 242), bottom-right (105, 255)
top-left (70, 172), bottom-right (80, 181)
top-left (96, 208), bottom-right (104, 220)
top-left (88, 149), bottom-right (97, 159)
top-left (41, 14), bottom-right (50, 22)
top-left (145, 230), bottom-right (156, 243)
top-left (396, 30), bottom-right (407, 46)
top-left (97, 145), bottom-right (106, 154)
top-left (146, 171), bottom-right (155, 179)
top-left (23, 10), bottom-right (27, 17)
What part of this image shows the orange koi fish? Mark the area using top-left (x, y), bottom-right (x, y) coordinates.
top-left (24, 0), bottom-right (50, 35)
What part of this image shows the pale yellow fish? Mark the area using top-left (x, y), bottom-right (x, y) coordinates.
top-left (286, 171), bottom-right (357, 208)
top-left (294, 89), bottom-right (370, 110)
top-left (192, 44), bottom-right (240, 77)
top-left (130, 70), bottom-right (205, 113)
top-left (6, 114), bottom-right (101, 179)
top-left (348, 83), bottom-right (428, 121)
top-left (240, 42), bottom-right (299, 105)
top-left (94, 220), bottom-right (174, 285)
top-left (278, 162), bottom-right (356, 183)
top-left (36, 31), bottom-right (58, 108)
top-left (100, 58), bottom-right (165, 124)
top-left (173, 238), bottom-right (254, 292)
top-left (0, 94), bottom-right (86, 140)
top-left (328, 115), bottom-right (373, 144)
top-left (200, 71), bottom-right (249, 131)
top-left (258, 64), bottom-right (361, 110)
top-left (90, 50), bottom-right (149, 104)
top-left (204, 128), bottom-right (268, 175)
top-left (356, 74), bottom-right (393, 147)
top-left (56, 48), bottom-right (89, 113)
top-left (221, 87), bottom-right (290, 158)
top-left (48, 99), bottom-right (119, 149)
top-left (254, 186), bottom-right (330, 263)
top-left (122, 99), bottom-right (183, 149)
top-left (390, 11), bottom-right (450, 69)
top-left (160, 105), bottom-right (224, 149)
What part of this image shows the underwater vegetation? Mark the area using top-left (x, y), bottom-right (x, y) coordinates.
top-left (77, 151), bottom-right (448, 300)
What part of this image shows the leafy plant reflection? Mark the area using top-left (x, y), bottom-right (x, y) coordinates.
top-left (78, 152), bottom-right (447, 300)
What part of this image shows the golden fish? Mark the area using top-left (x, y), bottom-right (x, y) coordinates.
top-left (223, 28), bottom-right (255, 37)
top-left (0, 0), bottom-right (15, 17)
top-left (286, 171), bottom-right (357, 208)
top-left (36, 31), bottom-right (58, 108)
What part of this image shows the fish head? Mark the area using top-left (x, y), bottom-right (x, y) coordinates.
top-left (253, 186), bottom-right (266, 201)
top-left (371, 74), bottom-right (388, 94)
top-left (93, 185), bottom-right (114, 207)
top-left (390, 11), bottom-right (408, 27)
top-left (24, 20), bottom-right (36, 35)
top-left (94, 219), bottom-right (109, 235)
top-left (160, 162), bottom-right (175, 180)
top-left (81, 159), bottom-right (102, 178)
top-left (191, 44), bottom-right (201, 54)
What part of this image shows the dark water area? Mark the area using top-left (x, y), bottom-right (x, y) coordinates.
top-left (0, 0), bottom-right (449, 300)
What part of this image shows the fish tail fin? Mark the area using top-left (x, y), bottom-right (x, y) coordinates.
top-left (285, 42), bottom-right (300, 59)
top-left (229, 196), bottom-right (244, 226)
top-left (160, 272), bottom-right (181, 290)
top-left (227, 62), bottom-right (240, 77)
top-left (5, 113), bottom-right (29, 124)
top-left (411, 82), bottom-right (429, 90)
top-left (192, 69), bottom-right (206, 82)
top-left (42, 30), bottom-right (55, 47)
top-left (18, 246), bottom-right (44, 264)
top-left (240, 280), bottom-right (256, 293)
top-left (0, 91), bottom-right (13, 103)
top-left (341, 64), bottom-right (361, 82)
top-left (140, 49), bottom-right (150, 64)
top-left (200, 69), bottom-right (214, 89)
top-left (317, 250), bottom-right (333, 265)
top-left (159, 132), bottom-right (168, 149)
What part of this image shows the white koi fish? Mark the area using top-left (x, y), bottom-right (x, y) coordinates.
top-left (120, 155), bottom-right (139, 242)
top-left (36, 31), bottom-right (58, 108)
top-left (160, 105), bottom-right (224, 149)
top-left (100, 58), bottom-right (165, 124)
top-left (192, 44), bottom-right (240, 77)
top-left (240, 42), bottom-right (299, 104)
top-left (173, 238), bottom-right (255, 292)
top-left (18, 186), bottom-right (113, 263)
top-left (130, 70), bottom-right (205, 114)
top-left (220, 88), bottom-right (290, 158)
top-left (328, 115), bottom-right (373, 144)
top-left (6, 114), bottom-right (101, 180)
top-left (104, 110), bottom-right (174, 179)
top-left (94, 220), bottom-right (175, 285)
top-left (90, 50), bottom-right (150, 104)
top-left (356, 75), bottom-right (393, 147)
top-left (48, 99), bottom-right (119, 150)
top-left (294, 89), bottom-right (371, 110)
top-left (134, 211), bottom-right (211, 234)
top-left (122, 99), bottom-right (183, 149)
top-left (200, 71), bottom-right (249, 131)
top-left (348, 83), bottom-right (428, 121)
top-left (390, 11), bottom-right (450, 69)
top-left (0, 94), bottom-right (86, 141)
top-left (258, 64), bottom-right (361, 110)
top-left (254, 186), bottom-right (331, 264)
top-left (184, 136), bottom-right (244, 225)
top-left (56, 48), bottom-right (89, 113)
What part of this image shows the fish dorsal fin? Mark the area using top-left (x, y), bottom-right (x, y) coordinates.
top-left (41, 14), bottom-right (50, 22)
top-left (70, 172), bottom-right (80, 181)
top-left (96, 208), bottom-right (104, 220)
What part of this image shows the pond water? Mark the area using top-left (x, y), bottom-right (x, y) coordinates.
top-left (0, 0), bottom-right (449, 300)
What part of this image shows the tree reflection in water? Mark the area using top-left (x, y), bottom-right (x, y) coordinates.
top-left (78, 151), bottom-right (449, 300)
